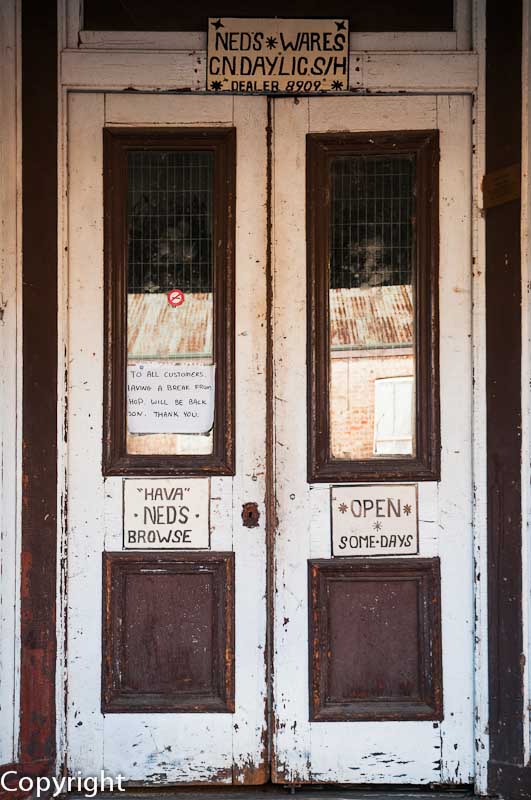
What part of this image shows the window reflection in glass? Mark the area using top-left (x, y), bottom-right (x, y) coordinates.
top-left (329, 155), bottom-right (416, 460)
top-left (126, 150), bottom-right (214, 456)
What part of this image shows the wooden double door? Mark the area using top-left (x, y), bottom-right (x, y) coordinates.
top-left (65, 92), bottom-right (475, 785)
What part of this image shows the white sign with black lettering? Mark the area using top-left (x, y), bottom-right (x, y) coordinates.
top-left (127, 362), bottom-right (215, 435)
top-left (123, 479), bottom-right (210, 550)
top-left (207, 18), bottom-right (349, 94)
top-left (331, 484), bottom-right (419, 557)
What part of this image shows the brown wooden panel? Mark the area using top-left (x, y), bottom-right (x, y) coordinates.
top-left (102, 552), bottom-right (234, 712)
top-left (83, 1), bottom-right (454, 32)
top-left (309, 557), bottom-right (442, 721)
top-left (307, 132), bottom-right (440, 483)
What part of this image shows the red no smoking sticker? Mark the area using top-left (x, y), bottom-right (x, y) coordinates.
top-left (167, 289), bottom-right (185, 307)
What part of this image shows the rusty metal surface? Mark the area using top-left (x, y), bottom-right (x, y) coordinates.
top-left (128, 293), bottom-right (213, 358)
top-left (102, 552), bottom-right (235, 713)
top-left (127, 285), bottom-right (413, 357)
top-left (329, 286), bottom-right (413, 349)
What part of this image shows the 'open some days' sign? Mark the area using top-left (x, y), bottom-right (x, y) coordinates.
top-left (331, 484), bottom-right (419, 557)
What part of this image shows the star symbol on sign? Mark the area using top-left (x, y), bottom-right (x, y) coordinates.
top-left (266, 36), bottom-right (278, 49)
top-left (211, 19), bottom-right (224, 30)
top-left (403, 503), bottom-right (412, 516)
top-left (210, 80), bottom-right (223, 91)
top-left (331, 80), bottom-right (344, 91)
top-left (335, 20), bottom-right (347, 31)
top-left (373, 521), bottom-right (382, 531)
top-left (338, 502), bottom-right (348, 514)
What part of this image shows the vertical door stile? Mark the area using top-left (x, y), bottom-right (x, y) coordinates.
top-left (231, 95), bottom-right (269, 783)
top-left (435, 94), bottom-right (474, 783)
top-left (66, 91), bottom-right (106, 775)
top-left (272, 97), bottom-right (313, 783)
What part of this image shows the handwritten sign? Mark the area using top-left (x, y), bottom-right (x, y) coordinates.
top-left (123, 479), bottom-right (210, 550)
top-left (127, 362), bottom-right (215, 435)
top-left (207, 18), bottom-right (349, 94)
top-left (331, 484), bottom-right (419, 557)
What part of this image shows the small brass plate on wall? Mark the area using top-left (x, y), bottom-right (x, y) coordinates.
top-left (482, 163), bottom-right (521, 209)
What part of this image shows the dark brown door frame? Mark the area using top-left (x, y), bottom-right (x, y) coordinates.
top-left (0, 2), bottom-right (59, 794)
top-left (6, 2), bottom-right (529, 798)
top-left (486, 1), bottom-right (531, 797)
top-left (20, 0), bottom-right (58, 771)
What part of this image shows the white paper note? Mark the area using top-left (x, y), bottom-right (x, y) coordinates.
top-left (127, 362), bottom-right (215, 434)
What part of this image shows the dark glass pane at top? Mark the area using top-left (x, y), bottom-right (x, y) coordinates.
top-left (84, 1), bottom-right (453, 32)
top-left (127, 150), bottom-right (214, 294)
top-left (330, 156), bottom-right (415, 290)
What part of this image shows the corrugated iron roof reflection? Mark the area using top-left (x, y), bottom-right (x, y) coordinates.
top-left (128, 292), bottom-right (213, 358)
top-left (330, 285), bottom-right (413, 348)
top-left (127, 285), bottom-right (413, 358)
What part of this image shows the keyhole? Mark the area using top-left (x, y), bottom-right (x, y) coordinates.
top-left (242, 502), bottom-right (259, 528)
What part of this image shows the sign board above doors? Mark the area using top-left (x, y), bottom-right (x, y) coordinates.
top-left (207, 18), bottom-right (349, 94)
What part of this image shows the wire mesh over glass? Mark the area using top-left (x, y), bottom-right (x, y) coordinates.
top-left (126, 150), bottom-right (215, 456)
top-left (127, 150), bottom-right (214, 294)
top-left (330, 156), bottom-right (414, 290)
top-left (328, 155), bottom-right (416, 460)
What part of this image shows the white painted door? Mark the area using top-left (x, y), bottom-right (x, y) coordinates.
top-left (65, 92), bottom-right (269, 783)
top-left (272, 95), bottom-right (475, 784)
top-left (65, 91), bottom-right (475, 786)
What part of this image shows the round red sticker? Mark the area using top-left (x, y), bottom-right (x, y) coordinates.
top-left (167, 289), bottom-right (185, 307)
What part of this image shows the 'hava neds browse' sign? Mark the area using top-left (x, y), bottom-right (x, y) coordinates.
top-left (207, 18), bottom-right (349, 94)
top-left (123, 479), bottom-right (210, 550)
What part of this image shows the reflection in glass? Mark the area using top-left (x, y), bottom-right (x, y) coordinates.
top-left (329, 156), bottom-right (416, 460)
top-left (373, 376), bottom-right (414, 454)
top-left (126, 151), bottom-right (214, 455)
